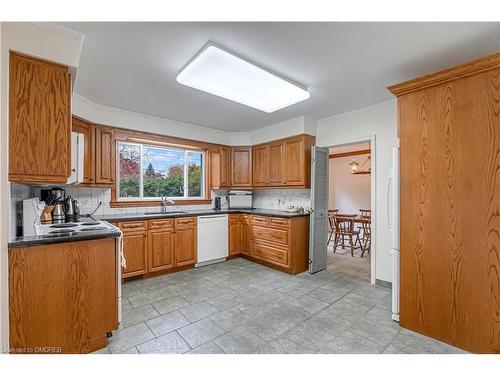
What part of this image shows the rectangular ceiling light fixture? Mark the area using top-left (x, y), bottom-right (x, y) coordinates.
top-left (176, 44), bottom-right (310, 113)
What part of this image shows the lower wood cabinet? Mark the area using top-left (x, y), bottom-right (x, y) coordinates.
top-left (9, 238), bottom-right (118, 353)
top-left (228, 214), bottom-right (242, 256)
top-left (120, 217), bottom-right (197, 279)
top-left (241, 214), bottom-right (251, 256)
top-left (248, 215), bottom-right (309, 275)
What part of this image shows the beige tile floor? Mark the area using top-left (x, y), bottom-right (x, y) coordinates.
top-left (94, 258), bottom-right (465, 354)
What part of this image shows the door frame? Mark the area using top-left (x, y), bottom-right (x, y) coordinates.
top-left (324, 135), bottom-right (376, 285)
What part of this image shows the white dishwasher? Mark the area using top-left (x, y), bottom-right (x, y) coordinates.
top-left (196, 214), bottom-right (228, 267)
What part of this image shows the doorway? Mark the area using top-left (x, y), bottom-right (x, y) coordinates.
top-left (326, 140), bottom-right (375, 282)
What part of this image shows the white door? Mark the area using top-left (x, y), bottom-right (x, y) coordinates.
top-left (309, 146), bottom-right (329, 273)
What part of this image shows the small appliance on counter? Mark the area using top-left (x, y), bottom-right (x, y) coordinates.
top-left (64, 196), bottom-right (81, 219)
top-left (22, 198), bottom-right (46, 236)
top-left (228, 190), bottom-right (253, 209)
top-left (213, 196), bottom-right (222, 210)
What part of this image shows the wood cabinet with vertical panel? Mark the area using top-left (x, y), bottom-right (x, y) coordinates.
top-left (388, 51), bottom-right (500, 353)
top-left (175, 224), bottom-right (197, 267)
top-left (72, 116), bottom-right (95, 186)
top-left (119, 221), bottom-right (148, 278)
top-left (9, 238), bottom-right (118, 353)
top-left (252, 145), bottom-right (269, 186)
top-left (241, 214), bottom-right (251, 255)
top-left (251, 135), bottom-right (315, 188)
top-left (228, 214), bottom-right (242, 256)
top-left (231, 147), bottom-right (252, 187)
top-left (95, 126), bottom-right (115, 186)
top-left (9, 51), bottom-right (72, 184)
top-left (148, 219), bottom-right (175, 272)
top-left (219, 146), bottom-right (231, 187)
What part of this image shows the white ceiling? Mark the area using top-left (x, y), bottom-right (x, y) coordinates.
top-left (61, 22), bottom-right (500, 132)
top-left (329, 142), bottom-right (370, 154)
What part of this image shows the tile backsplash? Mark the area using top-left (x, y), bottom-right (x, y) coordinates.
top-left (252, 189), bottom-right (311, 210)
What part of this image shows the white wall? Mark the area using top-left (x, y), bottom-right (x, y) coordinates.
top-left (329, 155), bottom-right (371, 213)
top-left (0, 21), bottom-right (83, 353)
top-left (73, 94), bottom-right (238, 146)
top-left (316, 100), bottom-right (397, 282)
top-left (249, 116), bottom-right (316, 145)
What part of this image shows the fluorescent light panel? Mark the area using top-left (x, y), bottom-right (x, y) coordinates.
top-left (177, 45), bottom-right (310, 113)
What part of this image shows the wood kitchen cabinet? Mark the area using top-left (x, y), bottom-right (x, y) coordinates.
top-left (120, 217), bottom-right (197, 279)
top-left (241, 214), bottom-right (251, 256)
top-left (72, 116), bottom-right (116, 187)
top-left (210, 146), bottom-right (231, 189)
top-left (148, 219), bottom-right (175, 272)
top-left (119, 221), bottom-right (148, 278)
top-left (219, 146), bottom-right (231, 187)
top-left (228, 214), bottom-right (242, 256)
top-left (9, 51), bottom-right (72, 184)
top-left (388, 52), bottom-right (500, 353)
top-left (94, 126), bottom-right (115, 186)
top-left (252, 135), bottom-right (315, 188)
top-left (9, 238), bottom-right (118, 353)
top-left (72, 116), bottom-right (94, 186)
top-left (231, 146), bottom-right (252, 187)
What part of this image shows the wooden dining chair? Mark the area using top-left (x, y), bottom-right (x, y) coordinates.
top-left (359, 209), bottom-right (371, 216)
top-left (333, 214), bottom-right (362, 257)
top-left (327, 210), bottom-right (338, 244)
top-left (360, 216), bottom-right (371, 258)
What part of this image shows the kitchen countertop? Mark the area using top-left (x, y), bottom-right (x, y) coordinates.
top-left (8, 208), bottom-right (309, 249)
top-left (95, 208), bottom-right (311, 222)
top-left (8, 217), bottom-right (122, 249)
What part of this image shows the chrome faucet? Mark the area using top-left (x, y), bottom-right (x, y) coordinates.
top-left (161, 197), bottom-right (175, 213)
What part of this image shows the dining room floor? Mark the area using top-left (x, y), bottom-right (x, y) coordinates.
top-left (327, 243), bottom-right (371, 281)
top-left (94, 258), bottom-right (465, 354)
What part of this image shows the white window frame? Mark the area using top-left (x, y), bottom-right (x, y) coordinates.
top-left (117, 141), bottom-right (205, 201)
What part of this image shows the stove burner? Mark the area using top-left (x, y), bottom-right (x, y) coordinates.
top-left (50, 223), bottom-right (78, 229)
top-left (49, 229), bottom-right (76, 234)
top-left (80, 222), bottom-right (101, 226)
top-left (79, 227), bottom-right (107, 232)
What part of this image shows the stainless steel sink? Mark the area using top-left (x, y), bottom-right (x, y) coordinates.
top-left (144, 211), bottom-right (187, 215)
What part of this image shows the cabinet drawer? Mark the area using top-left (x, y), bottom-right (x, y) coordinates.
top-left (252, 225), bottom-right (289, 246)
top-left (269, 217), bottom-right (290, 228)
top-left (251, 215), bottom-right (268, 225)
top-left (119, 220), bottom-right (147, 232)
top-left (228, 213), bottom-right (241, 223)
top-left (148, 219), bottom-right (174, 230)
top-left (241, 214), bottom-right (250, 223)
top-left (175, 217), bottom-right (196, 227)
top-left (251, 242), bottom-right (289, 267)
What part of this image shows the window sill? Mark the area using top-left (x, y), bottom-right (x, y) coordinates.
top-left (110, 199), bottom-right (212, 208)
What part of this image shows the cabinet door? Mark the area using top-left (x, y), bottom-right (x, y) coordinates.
top-left (95, 126), bottom-right (115, 186)
top-left (148, 229), bottom-right (175, 272)
top-left (72, 116), bottom-right (94, 186)
top-left (268, 142), bottom-right (284, 185)
top-left (121, 230), bottom-right (148, 278)
top-left (175, 226), bottom-right (197, 267)
top-left (9, 52), bottom-right (71, 184)
top-left (252, 145), bottom-right (269, 186)
top-left (228, 221), bottom-right (242, 256)
top-left (210, 148), bottom-right (221, 189)
top-left (283, 137), bottom-right (305, 185)
top-left (219, 146), bottom-right (231, 187)
top-left (241, 222), bottom-right (251, 256)
top-left (231, 147), bottom-right (252, 187)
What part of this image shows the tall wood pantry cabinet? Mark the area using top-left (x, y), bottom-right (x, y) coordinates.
top-left (388, 51), bottom-right (500, 353)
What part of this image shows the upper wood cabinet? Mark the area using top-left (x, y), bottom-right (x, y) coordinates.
top-left (231, 146), bottom-right (252, 187)
top-left (9, 52), bottom-right (72, 184)
top-left (251, 135), bottom-right (315, 188)
top-left (71, 117), bottom-right (94, 185)
top-left (252, 145), bottom-right (269, 187)
top-left (94, 126), bottom-right (115, 186)
top-left (72, 116), bottom-right (116, 187)
top-left (219, 146), bottom-right (231, 187)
